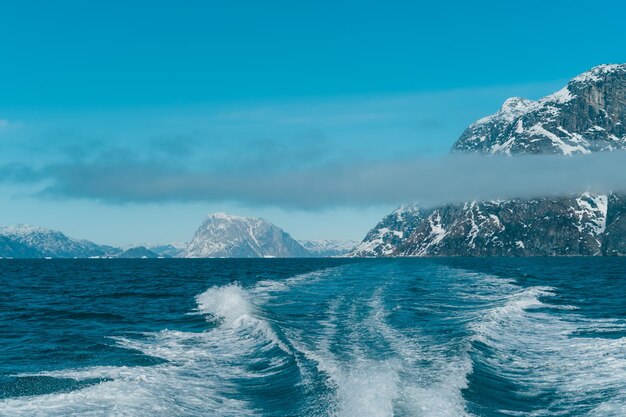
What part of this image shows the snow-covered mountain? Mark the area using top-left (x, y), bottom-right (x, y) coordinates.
top-left (352, 64), bottom-right (626, 257)
top-left (351, 194), bottom-right (615, 256)
top-left (145, 243), bottom-right (186, 258)
top-left (183, 213), bottom-right (310, 258)
top-left (121, 242), bottom-right (186, 257)
top-left (454, 64), bottom-right (626, 155)
top-left (0, 225), bottom-right (120, 258)
top-left (298, 239), bottom-right (358, 257)
top-left (350, 205), bottom-right (424, 257)
top-left (116, 246), bottom-right (161, 259)
top-left (0, 221), bottom-right (353, 259)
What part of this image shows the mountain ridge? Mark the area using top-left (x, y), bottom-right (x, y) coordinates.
top-left (351, 64), bottom-right (626, 257)
top-left (0, 224), bottom-right (121, 258)
top-left (298, 239), bottom-right (358, 257)
top-left (453, 63), bottom-right (626, 155)
top-left (182, 213), bottom-right (310, 258)
top-left (0, 218), bottom-right (353, 259)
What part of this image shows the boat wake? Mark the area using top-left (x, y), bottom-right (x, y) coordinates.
top-left (1, 262), bottom-right (625, 417)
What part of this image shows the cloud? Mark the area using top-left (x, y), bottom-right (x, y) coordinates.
top-left (0, 163), bottom-right (42, 182)
top-left (5, 151), bottom-right (626, 209)
top-left (0, 79), bottom-right (601, 210)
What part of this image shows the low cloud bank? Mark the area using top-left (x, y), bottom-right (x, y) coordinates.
top-left (3, 152), bottom-right (626, 209)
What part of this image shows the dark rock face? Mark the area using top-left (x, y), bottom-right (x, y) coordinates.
top-left (602, 194), bottom-right (626, 256)
top-left (352, 64), bottom-right (626, 257)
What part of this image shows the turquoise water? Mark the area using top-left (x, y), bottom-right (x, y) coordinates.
top-left (0, 258), bottom-right (625, 416)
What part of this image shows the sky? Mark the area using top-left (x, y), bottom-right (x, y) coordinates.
top-left (0, 0), bottom-right (625, 246)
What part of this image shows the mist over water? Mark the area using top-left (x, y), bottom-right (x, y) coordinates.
top-left (12, 151), bottom-right (626, 208)
top-left (0, 258), bottom-right (625, 416)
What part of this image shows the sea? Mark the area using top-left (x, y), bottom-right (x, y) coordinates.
top-left (0, 258), bottom-right (625, 416)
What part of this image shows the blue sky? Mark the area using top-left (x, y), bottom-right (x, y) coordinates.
top-left (0, 1), bottom-right (624, 245)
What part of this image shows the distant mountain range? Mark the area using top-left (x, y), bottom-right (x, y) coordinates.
top-left (0, 225), bottom-right (121, 259)
top-left (115, 246), bottom-right (161, 259)
top-left (145, 243), bottom-right (187, 258)
top-left (6, 64), bottom-right (623, 259)
top-left (351, 64), bottom-right (626, 257)
top-left (0, 216), bottom-right (356, 259)
top-left (299, 239), bottom-right (359, 257)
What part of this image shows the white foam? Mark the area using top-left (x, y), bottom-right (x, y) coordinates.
top-left (250, 269), bottom-right (331, 301)
top-left (287, 288), bottom-right (472, 417)
top-left (197, 282), bottom-right (292, 355)
top-left (1, 316), bottom-right (296, 416)
top-left (0, 360), bottom-right (253, 417)
top-left (366, 290), bottom-right (472, 417)
top-left (290, 338), bottom-right (403, 417)
top-left (196, 283), bottom-right (254, 324)
top-left (1, 279), bottom-right (304, 416)
top-left (471, 282), bottom-right (626, 414)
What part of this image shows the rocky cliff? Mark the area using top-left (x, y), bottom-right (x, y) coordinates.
top-left (352, 64), bottom-right (626, 257)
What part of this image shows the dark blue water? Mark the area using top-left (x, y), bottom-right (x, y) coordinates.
top-left (0, 258), bottom-right (625, 416)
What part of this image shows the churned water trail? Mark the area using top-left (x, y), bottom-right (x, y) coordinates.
top-left (0, 258), bottom-right (625, 416)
